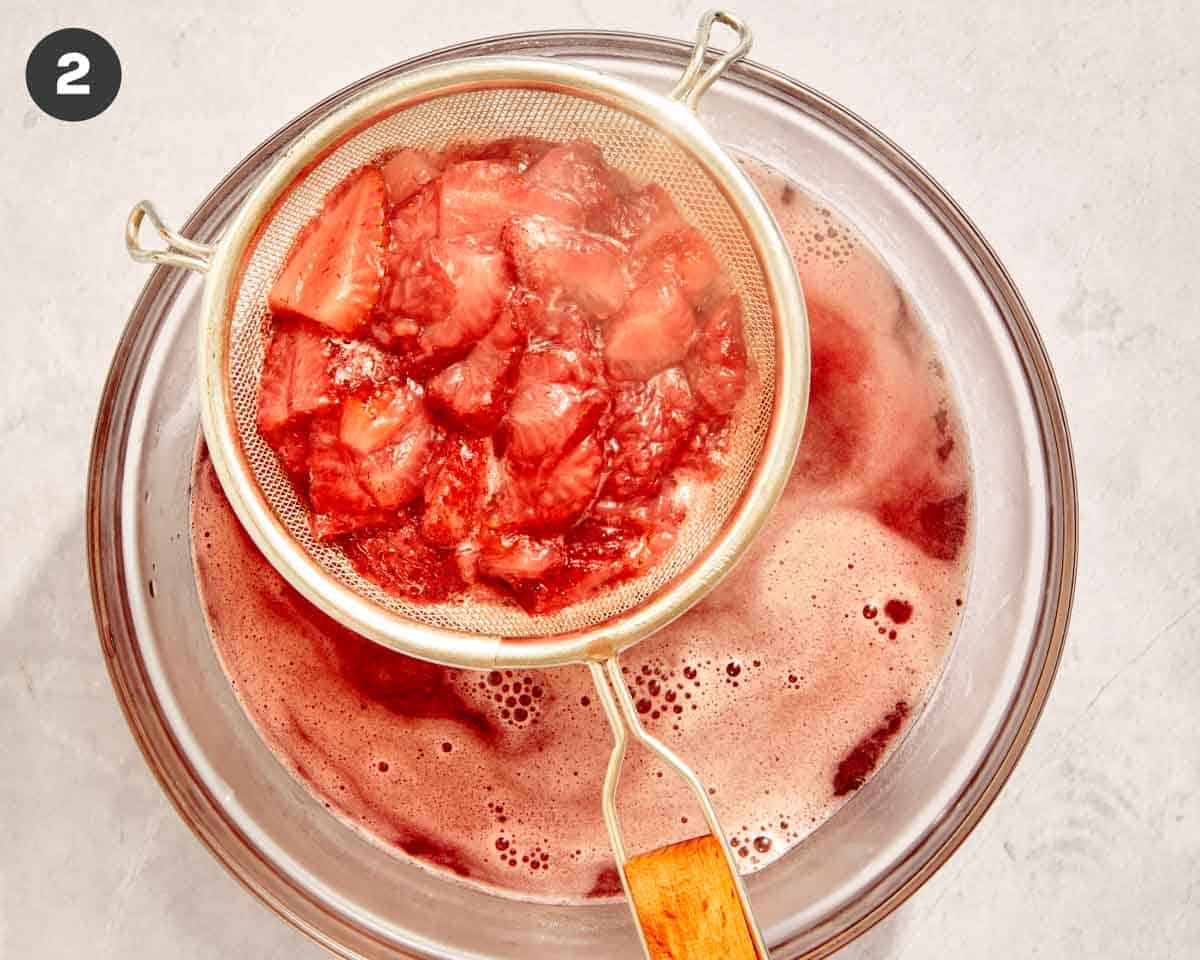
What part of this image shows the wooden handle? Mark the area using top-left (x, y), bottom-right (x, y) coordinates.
top-left (623, 834), bottom-right (759, 960)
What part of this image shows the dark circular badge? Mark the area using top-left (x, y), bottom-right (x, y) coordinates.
top-left (26, 28), bottom-right (121, 122)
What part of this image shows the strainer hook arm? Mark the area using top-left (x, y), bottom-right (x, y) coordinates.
top-left (669, 10), bottom-right (754, 111)
top-left (126, 201), bottom-right (214, 272)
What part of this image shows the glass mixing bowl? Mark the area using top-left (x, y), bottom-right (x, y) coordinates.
top-left (89, 30), bottom-right (1076, 960)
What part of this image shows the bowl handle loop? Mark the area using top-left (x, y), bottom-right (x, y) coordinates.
top-left (125, 201), bottom-right (213, 273)
top-left (669, 10), bottom-right (754, 112)
top-left (589, 656), bottom-right (768, 960)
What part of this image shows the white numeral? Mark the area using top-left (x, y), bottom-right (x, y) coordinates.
top-left (56, 52), bottom-right (91, 96)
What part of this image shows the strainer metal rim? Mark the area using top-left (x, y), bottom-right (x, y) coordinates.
top-left (196, 55), bottom-right (809, 670)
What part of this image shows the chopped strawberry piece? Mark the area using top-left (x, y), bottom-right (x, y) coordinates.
top-left (525, 140), bottom-right (619, 212)
top-left (684, 294), bottom-right (749, 416)
top-left (604, 368), bottom-right (696, 498)
top-left (504, 346), bottom-right (609, 465)
top-left (421, 437), bottom-right (487, 546)
top-left (341, 383), bottom-right (440, 509)
top-left (591, 483), bottom-right (687, 558)
top-left (588, 184), bottom-right (686, 255)
top-left (307, 413), bottom-right (387, 538)
top-left (418, 236), bottom-right (511, 357)
top-left (256, 322), bottom-right (337, 436)
top-left (268, 166), bottom-right (386, 334)
top-left (505, 215), bottom-right (630, 319)
top-left (444, 138), bottom-right (556, 171)
top-left (603, 259), bottom-right (697, 381)
top-left (378, 239), bottom-right (455, 326)
top-left (519, 290), bottom-right (592, 346)
top-left (373, 185), bottom-right (448, 350)
top-left (438, 161), bottom-right (524, 239)
top-left (306, 382), bottom-right (440, 538)
top-left (644, 227), bottom-right (720, 305)
top-left (376, 235), bottom-right (510, 365)
top-left (495, 431), bottom-right (604, 534)
top-left (380, 148), bottom-right (444, 205)
top-left (478, 530), bottom-right (564, 589)
top-left (427, 303), bottom-right (527, 433)
top-left (552, 519), bottom-right (649, 601)
top-left (440, 160), bottom-right (585, 239)
top-left (269, 423), bottom-right (311, 489)
top-left (344, 520), bottom-right (466, 602)
top-left (388, 181), bottom-right (442, 251)
top-left (338, 382), bottom-right (424, 453)
top-left (359, 425), bottom-right (440, 510)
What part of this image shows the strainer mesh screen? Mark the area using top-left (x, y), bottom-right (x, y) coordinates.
top-left (227, 86), bottom-right (776, 638)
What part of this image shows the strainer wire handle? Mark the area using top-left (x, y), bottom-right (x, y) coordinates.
top-left (589, 657), bottom-right (769, 959)
top-left (126, 201), bottom-right (214, 272)
top-left (669, 10), bottom-right (754, 111)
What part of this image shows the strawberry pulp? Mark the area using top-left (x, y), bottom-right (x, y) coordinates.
top-left (256, 140), bottom-right (748, 613)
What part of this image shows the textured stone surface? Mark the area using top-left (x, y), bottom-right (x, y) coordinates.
top-left (2, 1), bottom-right (1197, 956)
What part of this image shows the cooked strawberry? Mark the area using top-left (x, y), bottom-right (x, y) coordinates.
top-left (268, 166), bottom-right (386, 334)
top-left (374, 186), bottom-right (450, 351)
top-left (344, 520), bottom-right (466, 602)
top-left (588, 184), bottom-right (686, 255)
top-left (380, 148), bottom-right (444, 206)
top-left (440, 160), bottom-right (585, 239)
top-left (604, 368), bottom-right (696, 498)
top-left (256, 322), bottom-right (337, 436)
top-left (339, 382), bottom-right (440, 509)
top-left (418, 236), bottom-right (511, 357)
top-left (378, 239), bottom-right (455, 326)
top-left (644, 227), bottom-right (720, 305)
top-left (551, 518), bottom-right (649, 602)
top-left (519, 290), bottom-right (591, 346)
top-left (495, 431), bottom-right (604, 534)
top-left (531, 432), bottom-right (605, 530)
top-left (684, 294), bottom-right (749, 416)
top-left (591, 482), bottom-right (686, 556)
top-left (387, 181), bottom-right (442, 251)
top-left (525, 140), bottom-right (619, 212)
top-left (478, 530), bottom-right (564, 587)
top-left (308, 413), bottom-right (388, 539)
top-left (439, 160), bottom-right (526, 238)
top-left (603, 259), bottom-right (697, 381)
top-left (358, 417), bottom-right (440, 509)
top-left (269, 423), bottom-right (312, 489)
top-left (505, 215), bottom-right (630, 319)
top-left (426, 303), bottom-right (527, 433)
top-left (504, 346), bottom-right (609, 465)
top-left (444, 138), bottom-right (556, 171)
top-left (338, 382), bottom-right (425, 454)
top-left (421, 436), bottom-right (487, 546)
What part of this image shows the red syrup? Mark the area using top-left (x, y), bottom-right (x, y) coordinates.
top-left (191, 160), bottom-right (972, 902)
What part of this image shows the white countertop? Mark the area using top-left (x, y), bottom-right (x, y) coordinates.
top-left (2, 0), bottom-right (1197, 956)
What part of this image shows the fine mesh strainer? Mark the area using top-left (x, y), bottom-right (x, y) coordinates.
top-left (127, 11), bottom-right (808, 958)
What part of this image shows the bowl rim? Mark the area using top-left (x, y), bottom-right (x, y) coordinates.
top-left (89, 26), bottom-right (1077, 960)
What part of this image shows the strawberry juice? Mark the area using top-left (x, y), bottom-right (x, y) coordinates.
top-left (191, 155), bottom-right (971, 901)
